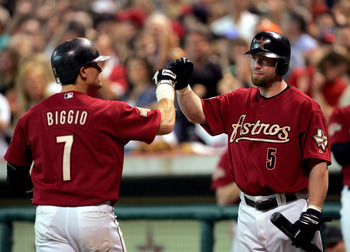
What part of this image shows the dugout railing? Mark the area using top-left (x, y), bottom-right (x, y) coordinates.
top-left (0, 203), bottom-right (341, 252)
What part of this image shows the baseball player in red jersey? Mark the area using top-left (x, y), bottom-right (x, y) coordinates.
top-left (211, 149), bottom-right (240, 206)
top-left (328, 105), bottom-right (350, 252)
top-left (211, 149), bottom-right (240, 252)
top-left (166, 31), bottom-right (331, 251)
top-left (5, 38), bottom-right (176, 252)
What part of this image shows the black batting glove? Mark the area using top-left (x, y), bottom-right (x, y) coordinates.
top-left (152, 69), bottom-right (176, 88)
top-left (292, 208), bottom-right (322, 249)
top-left (168, 57), bottom-right (193, 90)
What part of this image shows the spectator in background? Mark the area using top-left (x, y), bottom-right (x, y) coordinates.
top-left (218, 37), bottom-right (251, 94)
top-left (142, 12), bottom-right (179, 71)
top-left (328, 105), bottom-right (350, 252)
top-left (0, 47), bottom-right (19, 95)
top-left (0, 5), bottom-right (10, 50)
top-left (185, 25), bottom-right (223, 99)
top-left (282, 10), bottom-right (319, 77)
top-left (13, 54), bottom-right (57, 126)
top-left (209, 0), bottom-right (259, 42)
top-left (0, 92), bottom-right (10, 159)
top-left (123, 56), bottom-right (156, 108)
top-left (123, 56), bottom-right (178, 153)
top-left (91, 34), bottom-right (128, 100)
top-left (287, 51), bottom-right (348, 120)
top-left (330, 0), bottom-right (350, 27)
top-left (335, 24), bottom-right (350, 55)
top-left (174, 24), bottom-right (223, 143)
top-left (44, 12), bottom-right (93, 59)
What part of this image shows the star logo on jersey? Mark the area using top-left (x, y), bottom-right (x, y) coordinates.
top-left (253, 37), bottom-right (268, 50)
top-left (136, 107), bottom-right (150, 117)
top-left (312, 128), bottom-right (328, 152)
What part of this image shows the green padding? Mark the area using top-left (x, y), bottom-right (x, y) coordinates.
top-left (0, 203), bottom-right (340, 222)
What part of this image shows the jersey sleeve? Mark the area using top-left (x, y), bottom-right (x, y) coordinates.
top-left (4, 118), bottom-right (32, 166)
top-left (201, 94), bottom-right (229, 136)
top-left (210, 150), bottom-right (235, 190)
top-left (117, 102), bottom-right (161, 144)
top-left (302, 106), bottom-right (332, 165)
top-left (329, 107), bottom-right (350, 145)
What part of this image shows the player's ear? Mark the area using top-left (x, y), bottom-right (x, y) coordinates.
top-left (79, 66), bottom-right (88, 80)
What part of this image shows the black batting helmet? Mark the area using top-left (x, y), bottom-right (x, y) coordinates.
top-left (244, 31), bottom-right (291, 76)
top-left (51, 38), bottom-right (110, 84)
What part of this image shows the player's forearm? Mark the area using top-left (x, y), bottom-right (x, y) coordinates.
top-left (176, 86), bottom-right (207, 125)
top-left (216, 182), bottom-right (240, 206)
top-left (157, 98), bottom-right (175, 135)
top-left (308, 162), bottom-right (328, 210)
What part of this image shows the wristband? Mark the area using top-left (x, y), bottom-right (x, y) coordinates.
top-left (308, 204), bottom-right (322, 212)
top-left (156, 83), bottom-right (175, 102)
top-left (176, 85), bottom-right (191, 96)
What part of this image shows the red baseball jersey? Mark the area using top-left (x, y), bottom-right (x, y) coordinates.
top-left (210, 150), bottom-right (234, 191)
top-left (202, 86), bottom-right (331, 196)
top-left (5, 91), bottom-right (161, 206)
top-left (328, 105), bottom-right (350, 186)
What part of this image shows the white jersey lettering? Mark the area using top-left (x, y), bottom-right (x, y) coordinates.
top-left (230, 114), bottom-right (291, 143)
top-left (46, 110), bottom-right (88, 127)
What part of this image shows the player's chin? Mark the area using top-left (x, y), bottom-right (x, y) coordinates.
top-left (252, 76), bottom-right (264, 86)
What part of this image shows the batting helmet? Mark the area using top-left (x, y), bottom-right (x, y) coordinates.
top-left (51, 38), bottom-right (110, 84)
top-left (244, 31), bottom-right (291, 76)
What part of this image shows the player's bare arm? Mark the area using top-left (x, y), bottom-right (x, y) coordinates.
top-left (308, 161), bottom-right (329, 210)
top-left (215, 182), bottom-right (240, 206)
top-left (156, 98), bottom-right (175, 135)
top-left (177, 87), bottom-right (207, 125)
top-left (152, 69), bottom-right (176, 135)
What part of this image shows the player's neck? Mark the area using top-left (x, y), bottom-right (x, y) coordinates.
top-left (61, 83), bottom-right (88, 94)
top-left (259, 80), bottom-right (288, 98)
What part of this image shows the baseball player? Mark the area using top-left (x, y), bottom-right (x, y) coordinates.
top-left (211, 149), bottom-right (240, 252)
top-left (166, 31), bottom-right (331, 251)
top-left (328, 105), bottom-right (350, 252)
top-left (5, 38), bottom-right (176, 252)
top-left (211, 149), bottom-right (240, 206)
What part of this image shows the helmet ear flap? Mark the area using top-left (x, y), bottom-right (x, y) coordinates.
top-left (275, 58), bottom-right (289, 76)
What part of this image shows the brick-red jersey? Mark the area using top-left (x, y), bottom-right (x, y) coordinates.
top-left (5, 91), bottom-right (161, 206)
top-left (210, 150), bottom-right (234, 191)
top-left (202, 86), bottom-right (331, 196)
top-left (328, 105), bottom-right (350, 186)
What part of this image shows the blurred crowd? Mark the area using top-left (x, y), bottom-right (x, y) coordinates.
top-left (1, 0), bottom-right (350, 157)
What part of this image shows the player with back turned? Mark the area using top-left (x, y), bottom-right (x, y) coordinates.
top-left (5, 38), bottom-right (176, 252)
top-left (328, 104), bottom-right (350, 252)
top-left (162, 31), bottom-right (331, 251)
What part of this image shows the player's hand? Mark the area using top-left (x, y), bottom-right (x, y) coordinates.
top-left (152, 69), bottom-right (176, 88)
top-left (291, 208), bottom-right (322, 249)
top-left (25, 189), bottom-right (33, 201)
top-left (168, 57), bottom-right (193, 90)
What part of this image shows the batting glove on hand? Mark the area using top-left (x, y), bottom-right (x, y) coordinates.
top-left (152, 69), bottom-right (177, 88)
top-left (291, 208), bottom-right (322, 249)
top-left (168, 57), bottom-right (193, 90)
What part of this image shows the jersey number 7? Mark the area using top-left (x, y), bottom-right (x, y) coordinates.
top-left (56, 135), bottom-right (74, 181)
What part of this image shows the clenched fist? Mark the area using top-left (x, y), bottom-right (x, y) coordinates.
top-left (168, 57), bottom-right (193, 90)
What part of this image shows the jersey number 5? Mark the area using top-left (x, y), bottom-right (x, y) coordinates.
top-left (56, 135), bottom-right (74, 181)
top-left (266, 148), bottom-right (277, 170)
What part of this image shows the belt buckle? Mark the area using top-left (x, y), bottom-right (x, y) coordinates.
top-left (254, 200), bottom-right (264, 210)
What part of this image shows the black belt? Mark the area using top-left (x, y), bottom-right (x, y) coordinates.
top-left (244, 194), bottom-right (297, 211)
